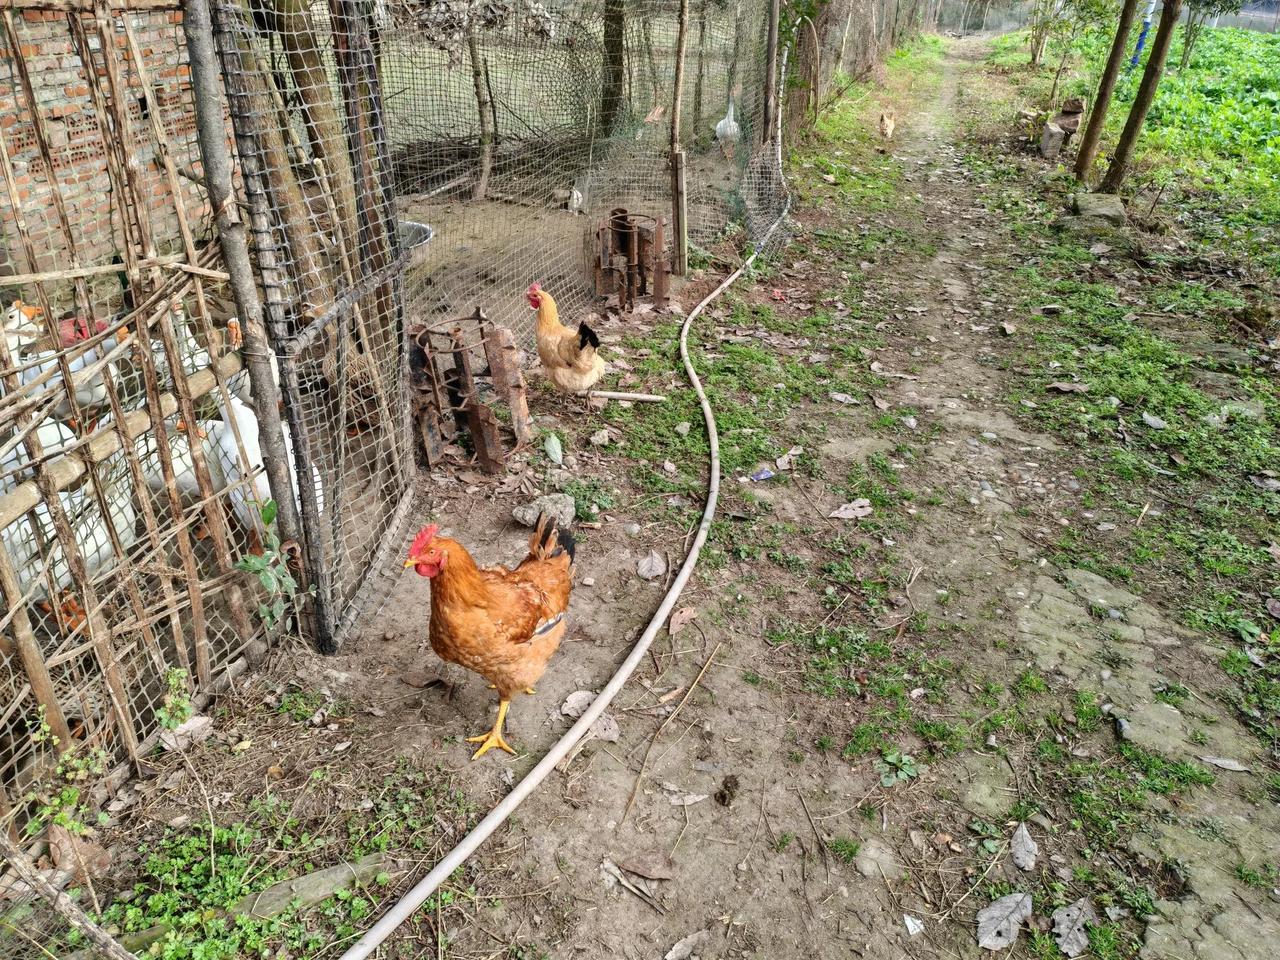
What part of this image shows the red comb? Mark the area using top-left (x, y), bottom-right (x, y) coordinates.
top-left (409, 523), bottom-right (438, 556)
top-left (527, 282), bottom-right (541, 294)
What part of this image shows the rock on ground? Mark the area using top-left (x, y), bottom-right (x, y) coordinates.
top-left (511, 493), bottom-right (576, 529)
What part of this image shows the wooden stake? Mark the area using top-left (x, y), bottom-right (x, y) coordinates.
top-left (483, 324), bottom-right (534, 446)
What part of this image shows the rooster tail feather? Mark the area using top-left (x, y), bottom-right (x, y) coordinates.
top-left (528, 512), bottom-right (576, 564)
top-left (577, 322), bottom-right (600, 351)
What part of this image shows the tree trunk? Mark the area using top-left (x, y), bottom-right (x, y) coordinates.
top-left (272, 0), bottom-right (360, 261)
top-left (1100, 0), bottom-right (1183, 193)
top-left (600, 0), bottom-right (625, 135)
top-left (467, 25), bottom-right (493, 201)
top-left (1075, 0), bottom-right (1140, 182)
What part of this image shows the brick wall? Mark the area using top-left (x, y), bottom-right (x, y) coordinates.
top-left (0, 7), bottom-right (213, 310)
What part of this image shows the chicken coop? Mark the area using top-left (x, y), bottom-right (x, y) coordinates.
top-left (0, 0), bottom-right (908, 951)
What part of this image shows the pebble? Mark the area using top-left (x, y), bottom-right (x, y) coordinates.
top-left (1100, 669), bottom-right (1112, 681)
top-left (675, 422), bottom-right (691, 436)
top-left (1115, 717), bottom-right (1132, 740)
top-left (1107, 608), bottom-right (1124, 620)
top-left (623, 522), bottom-right (641, 536)
top-left (980, 432), bottom-right (997, 440)
top-left (582, 577), bottom-right (596, 587)
top-left (382, 631), bottom-right (395, 641)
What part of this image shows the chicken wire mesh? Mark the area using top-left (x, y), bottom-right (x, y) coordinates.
top-left (0, 0), bottom-right (918, 951)
top-left (0, 3), bottom-right (295, 950)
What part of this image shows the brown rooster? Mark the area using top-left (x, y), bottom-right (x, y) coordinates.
top-left (404, 514), bottom-right (575, 759)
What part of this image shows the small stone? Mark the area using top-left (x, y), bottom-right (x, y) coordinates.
top-left (582, 577), bottom-right (596, 587)
top-left (589, 429), bottom-right (611, 446)
top-left (1100, 669), bottom-right (1111, 681)
top-left (1115, 717), bottom-right (1132, 741)
top-left (623, 522), bottom-right (641, 536)
top-left (675, 421), bottom-right (691, 436)
top-left (382, 631), bottom-right (395, 641)
top-left (512, 493), bottom-right (576, 529)
top-left (1072, 192), bottom-right (1126, 225)
top-left (854, 838), bottom-right (904, 880)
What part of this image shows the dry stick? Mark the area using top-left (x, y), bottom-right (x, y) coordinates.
top-left (795, 787), bottom-right (831, 880)
top-left (622, 641), bottom-right (722, 823)
top-left (0, 832), bottom-right (135, 960)
top-left (578, 390), bottom-right (667, 403)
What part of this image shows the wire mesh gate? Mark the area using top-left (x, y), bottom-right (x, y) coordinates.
top-left (0, 0), bottom-right (918, 952)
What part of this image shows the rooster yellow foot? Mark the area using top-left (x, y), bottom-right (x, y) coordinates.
top-left (466, 700), bottom-right (516, 760)
top-left (487, 684), bottom-right (536, 695)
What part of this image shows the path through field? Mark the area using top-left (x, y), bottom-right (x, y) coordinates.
top-left (429, 37), bottom-right (1280, 960)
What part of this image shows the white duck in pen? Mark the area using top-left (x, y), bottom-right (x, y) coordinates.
top-left (135, 393), bottom-right (321, 555)
top-left (715, 94), bottom-right (741, 161)
top-left (4, 302), bottom-right (127, 427)
top-left (1, 422), bottom-right (137, 633)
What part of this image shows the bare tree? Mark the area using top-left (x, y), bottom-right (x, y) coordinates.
top-left (1074, 0), bottom-right (1140, 182)
top-left (1100, 0), bottom-right (1184, 193)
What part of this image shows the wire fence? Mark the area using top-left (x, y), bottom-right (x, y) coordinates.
top-left (1, 0), bottom-right (917, 953)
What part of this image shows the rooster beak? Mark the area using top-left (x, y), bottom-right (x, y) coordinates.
top-left (403, 557), bottom-right (416, 568)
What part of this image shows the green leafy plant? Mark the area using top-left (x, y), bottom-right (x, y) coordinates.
top-left (236, 500), bottom-right (311, 630)
top-left (875, 748), bottom-right (919, 787)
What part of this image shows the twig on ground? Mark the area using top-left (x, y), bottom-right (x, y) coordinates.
top-left (795, 787), bottom-right (830, 881)
top-left (0, 834), bottom-right (135, 960)
top-left (622, 641), bottom-right (723, 822)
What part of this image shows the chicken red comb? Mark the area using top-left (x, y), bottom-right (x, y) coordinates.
top-left (409, 523), bottom-right (439, 556)
top-left (527, 282), bottom-right (541, 294)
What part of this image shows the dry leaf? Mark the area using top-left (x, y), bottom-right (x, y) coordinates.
top-left (589, 713), bottom-right (621, 742)
top-left (1046, 382), bottom-right (1089, 393)
top-left (637, 550), bottom-right (666, 581)
top-left (544, 433), bottom-right (564, 465)
top-left (400, 670), bottom-right (438, 689)
top-left (1266, 598), bottom-right (1280, 620)
top-left (1051, 898), bottom-right (1098, 958)
top-left (665, 930), bottom-right (709, 960)
top-left (668, 792), bottom-right (709, 806)
top-left (669, 607), bottom-right (698, 636)
top-left (561, 690), bottom-right (597, 718)
top-left (1197, 756), bottom-right (1251, 772)
top-left (976, 892), bottom-right (1032, 951)
top-left (1011, 823), bottom-right (1038, 871)
top-left (830, 499), bottom-right (873, 520)
top-left (48, 825), bottom-right (111, 883)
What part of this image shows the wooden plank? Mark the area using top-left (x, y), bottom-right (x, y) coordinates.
top-left (483, 324), bottom-right (533, 446)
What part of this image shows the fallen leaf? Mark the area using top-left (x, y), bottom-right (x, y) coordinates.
top-left (675, 421), bottom-right (691, 436)
top-left (904, 914), bottom-right (925, 936)
top-left (665, 930), bottom-right (709, 960)
top-left (267, 765), bottom-right (284, 779)
top-left (544, 433), bottom-right (564, 465)
top-left (830, 499), bottom-right (873, 520)
top-left (775, 445), bottom-right (803, 471)
top-left (231, 739), bottom-right (252, 755)
top-left (1046, 381), bottom-right (1089, 393)
top-left (1051, 898), bottom-right (1099, 958)
top-left (1266, 598), bottom-right (1280, 620)
top-left (1141, 411), bottom-right (1168, 430)
top-left (48, 825), bottom-right (111, 883)
top-left (617, 853), bottom-right (676, 881)
top-left (1011, 823), bottom-right (1038, 871)
top-left (589, 713), bottom-right (620, 742)
top-left (669, 607), bottom-right (698, 636)
top-left (561, 690), bottom-right (597, 718)
top-left (668, 792), bottom-right (709, 806)
top-left (976, 892), bottom-right (1032, 951)
top-left (637, 550), bottom-right (667, 581)
top-left (1197, 756), bottom-right (1251, 772)
top-left (332, 740), bottom-right (352, 753)
top-left (400, 670), bottom-right (437, 689)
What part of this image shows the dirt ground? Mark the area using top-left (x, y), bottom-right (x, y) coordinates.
top-left (64, 36), bottom-right (1279, 960)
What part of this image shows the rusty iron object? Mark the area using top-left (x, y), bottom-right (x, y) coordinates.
top-left (407, 307), bottom-right (529, 474)
top-left (592, 207), bottom-right (669, 311)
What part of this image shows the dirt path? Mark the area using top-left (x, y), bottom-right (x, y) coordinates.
top-left (400, 38), bottom-right (1279, 960)
top-left (80, 37), bottom-right (1277, 960)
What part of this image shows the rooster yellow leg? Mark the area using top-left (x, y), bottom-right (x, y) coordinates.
top-left (488, 684), bottom-right (536, 694)
top-left (466, 700), bottom-right (516, 759)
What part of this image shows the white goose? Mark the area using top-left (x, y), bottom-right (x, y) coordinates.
top-left (136, 394), bottom-right (321, 553)
top-left (715, 95), bottom-right (741, 160)
top-left (1, 424), bottom-right (137, 631)
top-left (5, 302), bottom-right (124, 424)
